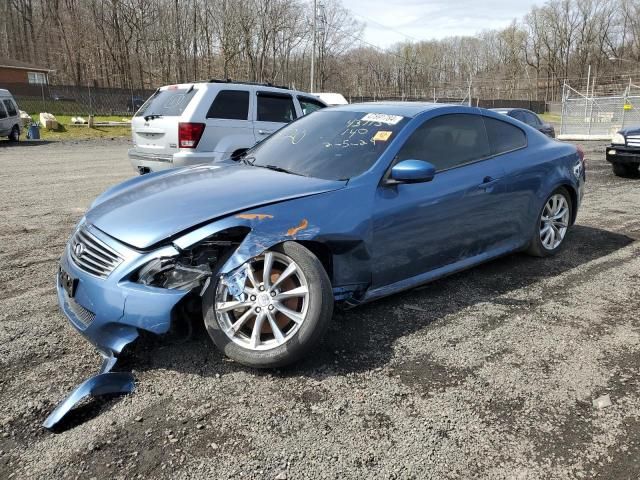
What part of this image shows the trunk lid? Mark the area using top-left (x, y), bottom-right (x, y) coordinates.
top-left (131, 85), bottom-right (200, 156)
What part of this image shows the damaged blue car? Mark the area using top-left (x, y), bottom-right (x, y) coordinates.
top-left (45, 103), bottom-right (585, 428)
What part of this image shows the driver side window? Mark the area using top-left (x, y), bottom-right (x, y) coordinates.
top-left (396, 114), bottom-right (490, 171)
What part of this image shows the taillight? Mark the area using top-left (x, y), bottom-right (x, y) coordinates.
top-left (577, 145), bottom-right (586, 168)
top-left (178, 122), bottom-right (205, 148)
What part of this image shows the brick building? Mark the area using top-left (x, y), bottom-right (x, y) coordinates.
top-left (0, 58), bottom-right (52, 85)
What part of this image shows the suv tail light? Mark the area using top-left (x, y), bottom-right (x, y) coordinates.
top-left (577, 144), bottom-right (587, 168)
top-left (178, 122), bottom-right (205, 148)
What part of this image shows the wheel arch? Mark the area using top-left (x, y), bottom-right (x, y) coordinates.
top-left (294, 240), bottom-right (334, 284)
top-left (556, 183), bottom-right (579, 225)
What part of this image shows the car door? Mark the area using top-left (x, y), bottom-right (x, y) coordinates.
top-left (371, 113), bottom-right (511, 288)
top-left (253, 91), bottom-right (297, 141)
top-left (200, 89), bottom-right (255, 155)
top-left (0, 101), bottom-right (8, 135)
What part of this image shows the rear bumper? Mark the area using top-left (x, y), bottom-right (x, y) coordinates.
top-left (606, 146), bottom-right (640, 165)
top-left (128, 148), bottom-right (227, 173)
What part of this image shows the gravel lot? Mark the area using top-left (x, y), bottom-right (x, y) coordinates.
top-left (0, 137), bottom-right (639, 479)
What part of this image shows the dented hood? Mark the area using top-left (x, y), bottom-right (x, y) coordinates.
top-left (86, 163), bottom-right (346, 249)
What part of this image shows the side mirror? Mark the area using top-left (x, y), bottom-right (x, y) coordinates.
top-left (388, 159), bottom-right (436, 184)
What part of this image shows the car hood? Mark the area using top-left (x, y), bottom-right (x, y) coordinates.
top-left (86, 163), bottom-right (346, 249)
top-left (619, 125), bottom-right (640, 136)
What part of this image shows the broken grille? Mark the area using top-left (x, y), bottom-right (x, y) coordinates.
top-left (69, 226), bottom-right (123, 278)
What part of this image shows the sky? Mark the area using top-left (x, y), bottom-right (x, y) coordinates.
top-left (343, 0), bottom-right (547, 48)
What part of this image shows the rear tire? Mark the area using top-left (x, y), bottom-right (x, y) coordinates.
top-left (8, 125), bottom-right (19, 142)
top-left (612, 163), bottom-right (639, 178)
top-left (204, 241), bottom-right (333, 368)
top-left (526, 187), bottom-right (573, 258)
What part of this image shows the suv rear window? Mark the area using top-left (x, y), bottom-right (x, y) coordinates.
top-left (3, 99), bottom-right (17, 117)
top-left (135, 87), bottom-right (197, 117)
top-left (207, 90), bottom-right (250, 120)
top-left (257, 93), bottom-right (296, 123)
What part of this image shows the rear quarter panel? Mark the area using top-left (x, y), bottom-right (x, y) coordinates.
top-left (499, 128), bottom-right (581, 240)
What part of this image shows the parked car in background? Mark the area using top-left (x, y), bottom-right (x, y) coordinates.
top-left (491, 108), bottom-right (556, 138)
top-left (127, 95), bottom-right (145, 112)
top-left (128, 80), bottom-right (327, 174)
top-left (607, 127), bottom-right (640, 177)
top-left (315, 92), bottom-right (348, 106)
top-left (0, 89), bottom-right (21, 142)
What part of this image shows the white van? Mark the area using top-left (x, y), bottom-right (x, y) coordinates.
top-left (0, 89), bottom-right (21, 142)
top-left (129, 80), bottom-right (327, 174)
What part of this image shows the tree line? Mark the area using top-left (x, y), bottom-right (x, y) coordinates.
top-left (2, 0), bottom-right (640, 101)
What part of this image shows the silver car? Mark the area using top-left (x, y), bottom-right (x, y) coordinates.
top-left (0, 89), bottom-right (21, 142)
top-left (129, 80), bottom-right (327, 174)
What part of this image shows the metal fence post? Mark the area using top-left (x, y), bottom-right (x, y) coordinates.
top-left (560, 82), bottom-right (566, 135)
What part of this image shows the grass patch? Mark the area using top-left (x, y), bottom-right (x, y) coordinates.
top-left (540, 112), bottom-right (561, 124)
top-left (24, 114), bottom-right (132, 141)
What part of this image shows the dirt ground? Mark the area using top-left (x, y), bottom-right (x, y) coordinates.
top-left (0, 137), bottom-right (639, 479)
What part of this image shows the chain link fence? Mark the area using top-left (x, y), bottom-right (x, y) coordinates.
top-left (4, 82), bottom-right (154, 117)
top-left (560, 81), bottom-right (640, 139)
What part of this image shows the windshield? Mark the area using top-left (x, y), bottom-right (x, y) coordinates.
top-left (248, 110), bottom-right (409, 180)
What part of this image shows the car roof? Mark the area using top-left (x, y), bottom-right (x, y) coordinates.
top-left (0, 88), bottom-right (11, 97)
top-left (330, 102), bottom-right (456, 118)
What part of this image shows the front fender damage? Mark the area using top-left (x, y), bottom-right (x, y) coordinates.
top-left (44, 214), bottom-right (315, 429)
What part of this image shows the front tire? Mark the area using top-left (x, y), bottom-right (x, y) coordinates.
top-left (612, 163), bottom-right (639, 178)
top-left (526, 188), bottom-right (573, 257)
top-left (204, 242), bottom-right (333, 368)
top-left (8, 125), bottom-right (19, 142)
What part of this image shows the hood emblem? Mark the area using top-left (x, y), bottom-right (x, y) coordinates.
top-left (74, 242), bottom-right (85, 257)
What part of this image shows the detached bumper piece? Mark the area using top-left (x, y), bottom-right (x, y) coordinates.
top-left (43, 350), bottom-right (134, 429)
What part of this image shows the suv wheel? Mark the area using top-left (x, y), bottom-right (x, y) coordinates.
top-left (204, 242), bottom-right (333, 368)
top-left (612, 163), bottom-right (639, 178)
top-left (527, 188), bottom-right (573, 257)
top-left (8, 125), bottom-right (19, 142)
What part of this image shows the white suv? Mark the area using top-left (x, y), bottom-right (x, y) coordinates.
top-left (128, 80), bottom-right (327, 174)
top-left (0, 89), bottom-right (21, 142)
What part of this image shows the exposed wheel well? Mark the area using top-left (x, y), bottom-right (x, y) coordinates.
top-left (296, 240), bottom-right (333, 283)
top-left (558, 184), bottom-right (578, 225)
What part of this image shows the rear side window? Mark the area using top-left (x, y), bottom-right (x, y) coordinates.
top-left (484, 117), bottom-right (527, 155)
top-left (0, 102), bottom-right (6, 119)
top-left (207, 90), bottom-right (250, 120)
top-left (3, 99), bottom-right (17, 117)
top-left (397, 114), bottom-right (490, 171)
top-left (298, 96), bottom-right (325, 116)
top-left (135, 88), bottom-right (197, 117)
top-left (257, 93), bottom-right (296, 123)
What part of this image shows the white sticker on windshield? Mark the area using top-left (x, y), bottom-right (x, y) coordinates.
top-left (361, 113), bottom-right (403, 125)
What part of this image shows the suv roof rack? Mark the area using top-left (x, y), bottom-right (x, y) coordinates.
top-left (204, 79), bottom-right (291, 90)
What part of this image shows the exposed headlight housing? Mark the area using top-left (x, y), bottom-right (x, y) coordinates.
top-left (612, 133), bottom-right (626, 145)
top-left (136, 257), bottom-right (211, 290)
top-left (134, 227), bottom-right (250, 291)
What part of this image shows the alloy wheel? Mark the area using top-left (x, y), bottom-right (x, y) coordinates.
top-left (214, 251), bottom-right (310, 351)
top-left (540, 193), bottom-right (570, 250)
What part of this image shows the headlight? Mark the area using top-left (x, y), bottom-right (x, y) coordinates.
top-left (612, 133), bottom-right (626, 145)
top-left (136, 257), bottom-right (211, 290)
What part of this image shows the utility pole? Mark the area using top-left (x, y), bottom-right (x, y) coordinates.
top-left (310, 0), bottom-right (316, 93)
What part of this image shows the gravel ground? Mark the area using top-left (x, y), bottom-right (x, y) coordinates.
top-left (0, 138), bottom-right (639, 479)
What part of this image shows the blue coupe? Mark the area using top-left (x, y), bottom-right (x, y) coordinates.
top-left (46, 103), bottom-right (585, 427)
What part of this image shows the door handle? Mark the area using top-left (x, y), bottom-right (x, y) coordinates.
top-left (258, 129), bottom-right (273, 135)
top-left (478, 176), bottom-right (500, 190)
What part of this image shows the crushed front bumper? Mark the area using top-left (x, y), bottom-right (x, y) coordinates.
top-left (606, 145), bottom-right (640, 165)
top-left (44, 224), bottom-right (189, 428)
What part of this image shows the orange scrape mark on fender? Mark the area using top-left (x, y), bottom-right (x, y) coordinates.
top-left (287, 218), bottom-right (309, 236)
top-left (236, 213), bottom-right (274, 220)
